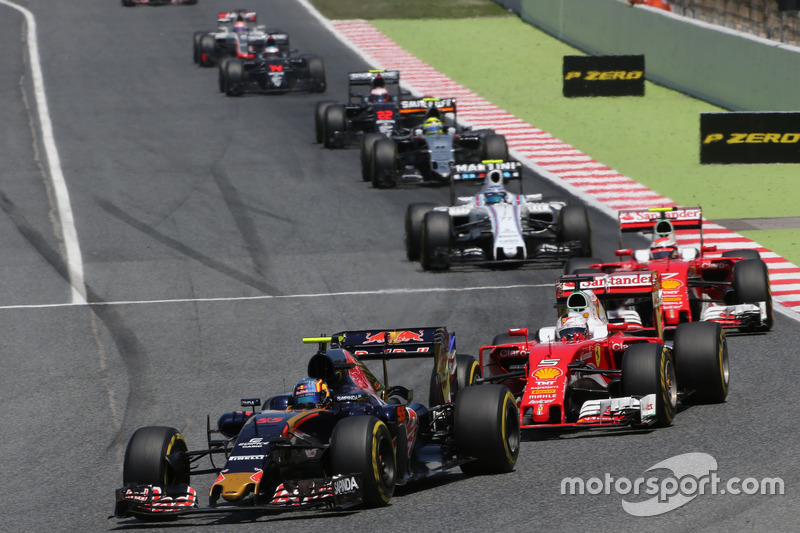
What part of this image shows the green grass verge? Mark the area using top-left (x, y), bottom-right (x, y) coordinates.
top-left (364, 17), bottom-right (799, 264)
top-left (311, 0), bottom-right (511, 20)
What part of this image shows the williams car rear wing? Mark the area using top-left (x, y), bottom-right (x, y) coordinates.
top-left (451, 160), bottom-right (522, 182)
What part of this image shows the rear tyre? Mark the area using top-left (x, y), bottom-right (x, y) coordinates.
top-left (455, 354), bottom-right (481, 396)
top-left (420, 211), bottom-right (452, 271)
top-left (314, 101), bottom-right (335, 144)
top-left (560, 206), bottom-right (592, 256)
top-left (455, 385), bottom-right (519, 475)
top-left (482, 134), bottom-right (509, 160)
top-left (673, 321), bottom-right (729, 403)
top-left (405, 202), bottom-right (437, 261)
top-left (199, 35), bottom-right (216, 68)
top-left (330, 416), bottom-right (395, 507)
top-left (733, 258), bottom-right (773, 331)
top-left (307, 56), bottom-right (326, 93)
top-left (323, 104), bottom-right (346, 148)
top-left (123, 426), bottom-right (190, 486)
top-left (722, 249), bottom-right (760, 260)
top-left (621, 343), bottom-right (677, 427)
top-left (371, 138), bottom-right (398, 188)
top-left (563, 257), bottom-right (602, 275)
top-left (360, 133), bottom-right (384, 181)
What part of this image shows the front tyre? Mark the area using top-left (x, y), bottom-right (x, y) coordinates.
top-left (371, 138), bottom-right (398, 188)
top-left (420, 211), bottom-right (452, 271)
top-left (733, 258), bottom-right (773, 331)
top-left (621, 343), bottom-right (677, 427)
top-left (455, 384), bottom-right (520, 475)
top-left (307, 56), bottom-right (326, 93)
top-left (330, 416), bottom-right (396, 507)
top-left (360, 133), bottom-right (384, 181)
top-left (323, 104), bottom-right (346, 149)
top-left (405, 202), bottom-right (437, 261)
top-left (123, 426), bottom-right (190, 486)
top-left (315, 101), bottom-right (335, 144)
top-left (673, 321), bottom-right (729, 403)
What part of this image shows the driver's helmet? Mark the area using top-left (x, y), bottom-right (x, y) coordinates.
top-left (650, 235), bottom-right (678, 260)
top-left (484, 185), bottom-right (507, 205)
top-left (292, 377), bottom-right (330, 409)
top-left (369, 87), bottom-right (390, 103)
top-left (264, 45), bottom-right (280, 57)
top-left (556, 312), bottom-right (589, 342)
top-left (233, 21), bottom-right (247, 33)
top-left (422, 117), bottom-right (443, 135)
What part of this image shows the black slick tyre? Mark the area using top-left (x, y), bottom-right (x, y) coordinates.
top-left (621, 343), bottom-right (677, 427)
top-left (223, 59), bottom-right (244, 96)
top-left (455, 384), bottom-right (520, 475)
top-left (483, 134), bottom-right (509, 160)
top-left (370, 138), bottom-right (397, 188)
top-left (559, 206), bottom-right (592, 256)
top-left (199, 35), bottom-right (216, 68)
top-left (673, 321), bottom-right (729, 403)
top-left (323, 104), bottom-right (346, 149)
top-left (420, 211), bottom-right (452, 271)
top-left (455, 353), bottom-right (481, 396)
top-left (330, 416), bottom-right (395, 507)
top-left (405, 202), bottom-right (437, 261)
top-left (123, 426), bottom-right (190, 486)
top-left (732, 258), bottom-right (773, 330)
top-left (315, 101), bottom-right (335, 144)
top-left (360, 133), bottom-right (384, 181)
top-left (307, 57), bottom-right (326, 92)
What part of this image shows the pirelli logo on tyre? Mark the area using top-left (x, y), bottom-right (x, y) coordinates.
top-left (563, 55), bottom-right (645, 97)
top-left (700, 112), bottom-right (800, 164)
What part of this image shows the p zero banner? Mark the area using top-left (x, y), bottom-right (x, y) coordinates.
top-left (562, 55), bottom-right (645, 97)
top-left (700, 112), bottom-right (800, 164)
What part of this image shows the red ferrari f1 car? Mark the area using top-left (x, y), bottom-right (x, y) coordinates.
top-left (565, 206), bottom-right (772, 332)
top-left (480, 271), bottom-right (729, 430)
top-left (115, 327), bottom-right (518, 521)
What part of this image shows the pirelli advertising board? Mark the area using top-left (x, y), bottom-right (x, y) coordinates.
top-left (562, 55), bottom-right (645, 97)
top-left (700, 112), bottom-right (800, 164)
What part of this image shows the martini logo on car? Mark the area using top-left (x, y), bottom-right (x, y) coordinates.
top-left (700, 112), bottom-right (800, 163)
top-left (563, 55), bottom-right (645, 97)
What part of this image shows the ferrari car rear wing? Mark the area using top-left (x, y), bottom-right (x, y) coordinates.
top-left (557, 272), bottom-right (660, 300)
top-left (618, 206), bottom-right (703, 233)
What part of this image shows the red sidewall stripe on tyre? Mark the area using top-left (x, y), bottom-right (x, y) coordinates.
top-left (326, 19), bottom-right (800, 320)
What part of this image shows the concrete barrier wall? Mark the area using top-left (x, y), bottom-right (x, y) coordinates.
top-left (495, 0), bottom-right (800, 111)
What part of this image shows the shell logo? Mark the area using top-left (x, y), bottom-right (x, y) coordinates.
top-left (661, 278), bottom-right (683, 289)
top-left (533, 367), bottom-right (562, 380)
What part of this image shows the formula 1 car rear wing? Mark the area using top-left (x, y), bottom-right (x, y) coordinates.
top-left (218, 11), bottom-right (257, 23)
top-left (557, 272), bottom-right (664, 338)
top-left (617, 206), bottom-right (704, 248)
top-left (399, 97), bottom-right (457, 118)
top-left (348, 70), bottom-right (401, 102)
top-left (449, 160), bottom-right (523, 205)
top-left (304, 327), bottom-right (452, 360)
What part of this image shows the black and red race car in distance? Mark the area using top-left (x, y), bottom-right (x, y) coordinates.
top-left (565, 206), bottom-right (772, 333)
top-left (478, 272), bottom-right (729, 431)
top-left (114, 327), bottom-right (519, 522)
top-left (123, 0), bottom-right (196, 6)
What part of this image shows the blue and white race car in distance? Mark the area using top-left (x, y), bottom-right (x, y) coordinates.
top-left (405, 161), bottom-right (593, 271)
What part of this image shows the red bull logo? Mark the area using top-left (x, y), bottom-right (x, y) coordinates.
top-left (363, 330), bottom-right (425, 344)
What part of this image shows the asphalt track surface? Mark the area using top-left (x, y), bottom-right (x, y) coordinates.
top-left (0, 1), bottom-right (797, 531)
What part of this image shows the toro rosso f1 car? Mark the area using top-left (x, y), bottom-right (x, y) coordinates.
top-left (405, 161), bottom-right (592, 270)
top-left (361, 97), bottom-right (510, 188)
top-left (480, 272), bottom-right (729, 429)
top-left (114, 327), bottom-right (519, 521)
top-left (565, 206), bottom-right (772, 332)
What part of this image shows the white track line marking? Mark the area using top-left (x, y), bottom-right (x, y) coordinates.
top-left (1, 1), bottom-right (86, 304)
top-left (0, 283), bottom-right (553, 310)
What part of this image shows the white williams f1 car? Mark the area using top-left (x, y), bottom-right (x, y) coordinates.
top-left (405, 162), bottom-right (592, 271)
